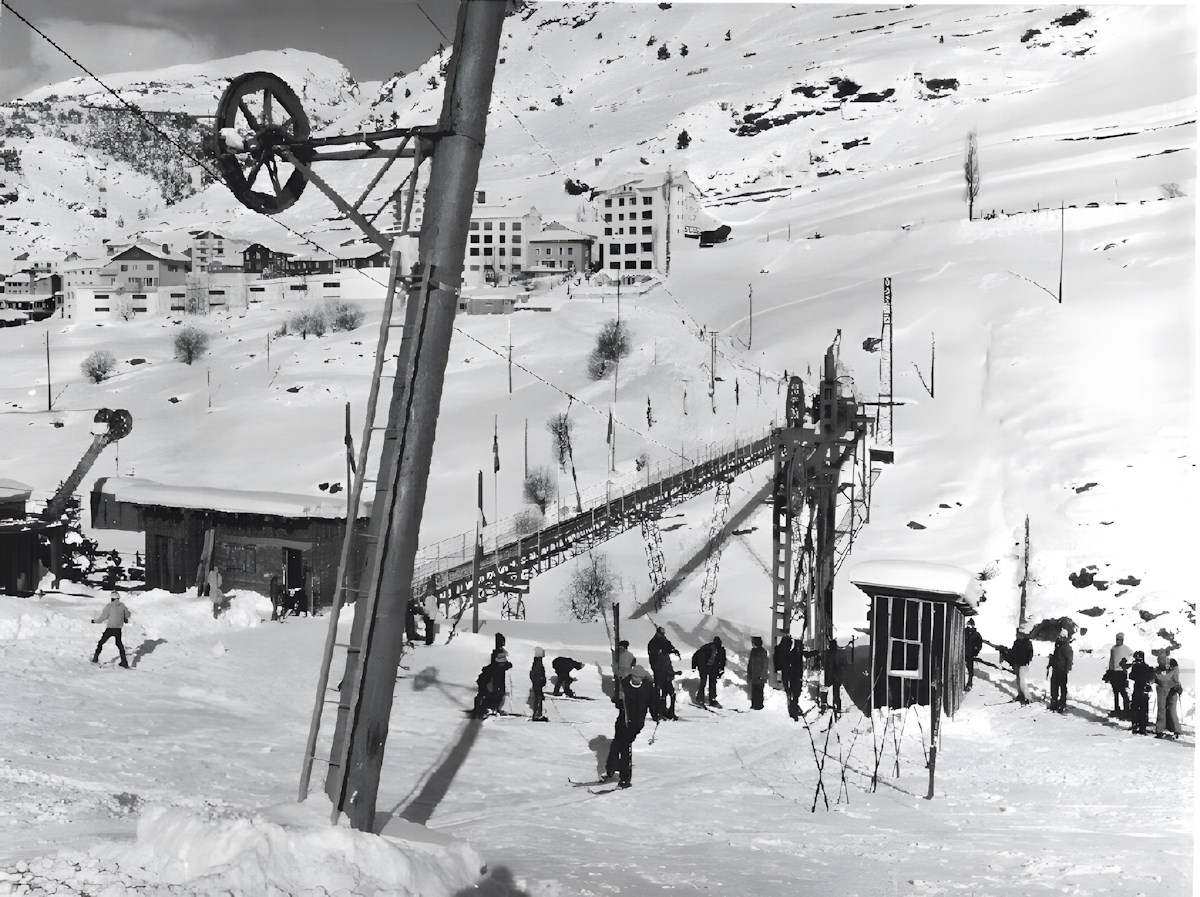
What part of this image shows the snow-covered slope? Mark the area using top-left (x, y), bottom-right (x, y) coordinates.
top-left (0, 4), bottom-right (1194, 894)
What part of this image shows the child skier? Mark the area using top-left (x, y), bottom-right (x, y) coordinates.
top-left (530, 647), bottom-right (548, 722)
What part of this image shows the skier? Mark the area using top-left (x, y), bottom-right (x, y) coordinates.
top-left (552, 655), bottom-right (584, 697)
top-left (1008, 626), bottom-right (1035, 704)
top-left (647, 626), bottom-right (680, 720)
top-left (472, 648), bottom-right (513, 719)
top-left (774, 632), bottom-right (794, 698)
top-left (964, 619), bottom-right (983, 691)
top-left (603, 664), bottom-right (652, 789)
top-left (91, 592), bottom-right (131, 667)
top-left (747, 636), bottom-right (770, 710)
top-left (1047, 629), bottom-right (1073, 713)
top-left (691, 636), bottom-right (726, 707)
top-left (1106, 632), bottom-right (1133, 717)
top-left (1127, 650), bottom-right (1155, 735)
top-left (614, 640), bottom-right (636, 682)
top-left (1154, 653), bottom-right (1182, 739)
top-left (530, 647), bottom-right (548, 722)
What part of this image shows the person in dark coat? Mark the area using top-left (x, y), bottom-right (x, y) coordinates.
top-left (269, 575), bottom-right (283, 622)
top-left (647, 626), bottom-right (680, 720)
top-left (1128, 650), bottom-right (1156, 735)
top-left (530, 647), bottom-right (548, 722)
top-left (691, 636), bottom-right (726, 707)
top-left (604, 665), bottom-right (653, 788)
top-left (1008, 627), bottom-right (1035, 704)
top-left (747, 636), bottom-right (770, 709)
top-left (785, 640), bottom-right (807, 720)
top-left (774, 633), bottom-right (794, 698)
top-left (1047, 630), bottom-right (1074, 713)
top-left (472, 649), bottom-right (513, 719)
top-left (552, 656), bottom-right (584, 697)
top-left (964, 619), bottom-right (983, 691)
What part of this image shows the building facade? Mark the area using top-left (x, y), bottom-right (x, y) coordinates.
top-left (464, 194), bottom-right (541, 287)
top-left (593, 170), bottom-right (710, 276)
top-left (526, 223), bottom-right (593, 273)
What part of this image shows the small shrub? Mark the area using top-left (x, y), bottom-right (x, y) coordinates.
top-left (564, 177), bottom-right (591, 196)
top-left (657, 44), bottom-right (670, 60)
top-left (323, 298), bottom-right (365, 331)
top-left (546, 413), bottom-right (574, 470)
top-left (551, 95), bottom-right (564, 107)
top-left (587, 318), bottom-right (631, 380)
top-left (1051, 8), bottom-right (1090, 26)
top-left (523, 466), bottom-right (557, 513)
top-left (1160, 182), bottom-right (1186, 199)
top-left (647, 35), bottom-right (658, 46)
top-left (289, 308), bottom-right (329, 338)
top-left (173, 326), bottom-right (210, 365)
top-left (680, 44), bottom-right (689, 56)
top-left (676, 130), bottom-right (691, 149)
top-left (80, 350), bottom-right (116, 383)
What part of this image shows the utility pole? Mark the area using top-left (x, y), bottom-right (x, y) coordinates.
top-left (1058, 201), bottom-right (1065, 304)
top-left (506, 318), bottom-right (512, 394)
top-left (324, 0), bottom-right (506, 833)
top-left (747, 283), bottom-right (753, 350)
top-left (45, 332), bottom-right (51, 412)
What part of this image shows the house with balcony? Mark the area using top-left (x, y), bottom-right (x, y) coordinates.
top-left (186, 230), bottom-right (239, 273)
top-left (592, 170), bottom-right (717, 276)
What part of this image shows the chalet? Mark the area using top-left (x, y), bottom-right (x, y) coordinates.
top-left (527, 223), bottom-right (593, 273)
top-left (0, 479), bottom-right (48, 595)
top-left (851, 560), bottom-right (981, 717)
top-left (98, 245), bottom-right (189, 293)
top-left (335, 242), bottom-right (392, 270)
top-left (91, 477), bottom-right (371, 608)
top-left (242, 243), bottom-right (294, 276)
top-left (591, 170), bottom-right (719, 275)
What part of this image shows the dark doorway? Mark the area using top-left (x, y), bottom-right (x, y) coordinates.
top-left (152, 534), bottom-right (180, 592)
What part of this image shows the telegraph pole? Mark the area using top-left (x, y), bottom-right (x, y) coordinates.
top-left (325, 0), bottom-right (507, 832)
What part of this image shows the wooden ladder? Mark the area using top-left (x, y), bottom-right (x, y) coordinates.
top-left (297, 241), bottom-right (411, 807)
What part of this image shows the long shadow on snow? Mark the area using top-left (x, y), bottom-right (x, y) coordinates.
top-left (388, 716), bottom-right (483, 826)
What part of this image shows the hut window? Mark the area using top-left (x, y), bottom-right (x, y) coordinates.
top-left (888, 597), bottom-right (924, 679)
top-left (220, 543), bottom-right (257, 574)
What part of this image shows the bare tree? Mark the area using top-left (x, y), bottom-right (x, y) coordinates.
top-left (523, 466), bottom-right (557, 514)
top-left (963, 129), bottom-right (981, 220)
top-left (80, 350), bottom-right (116, 383)
top-left (561, 553), bottom-right (621, 622)
top-left (173, 326), bottom-right (210, 365)
top-left (546, 413), bottom-right (573, 471)
top-left (587, 318), bottom-right (631, 380)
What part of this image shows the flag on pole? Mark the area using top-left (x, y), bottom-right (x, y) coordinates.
top-left (606, 407), bottom-right (613, 445)
top-left (493, 416), bottom-right (500, 473)
top-left (477, 470), bottom-right (487, 530)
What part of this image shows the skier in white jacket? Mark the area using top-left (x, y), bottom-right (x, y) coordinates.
top-left (92, 592), bottom-right (131, 667)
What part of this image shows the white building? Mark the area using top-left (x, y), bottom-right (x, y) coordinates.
top-left (464, 194), bottom-right (541, 287)
top-left (593, 170), bottom-right (715, 276)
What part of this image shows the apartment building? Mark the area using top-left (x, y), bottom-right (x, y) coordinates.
top-left (593, 170), bottom-right (710, 276)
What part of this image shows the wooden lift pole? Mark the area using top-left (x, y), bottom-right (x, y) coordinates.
top-left (326, 0), bottom-right (507, 832)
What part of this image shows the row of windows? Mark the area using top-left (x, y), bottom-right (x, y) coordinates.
top-left (469, 247), bottom-right (522, 257)
top-left (603, 211), bottom-right (654, 222)
top-left (468, 221), bottom-right (523, 231)
top-left (603, 196), bottom-right (654, 207)
top-left (469, 234), bottom-right (521, 244)
top-left (607, 261), bottom-right (653, 270)
top-left (605, 226), bottom-right (654, 236)
top-left (535, 247), bottom-right (575, 255)
top-left (467, 264), bottom-right (523, 272)
top-left (608, 243), bottom-right (653, 255)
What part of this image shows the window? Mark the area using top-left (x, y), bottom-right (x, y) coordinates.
top-left (324, 282), bottom-right (340, 288)
top-left (610, 244), bottom-right (621, 255)
top-left (624, 260), bottom-right (636, 269)
top-left (499, 235), bottom-right (506, 243)
top-left (642, 226), bottom-right (652, 235)
top-left (483, 248), bottom-right (493, 256)
top-left (619, 198), bottom-right (625, 207)
top-left (604, 227), bottom-right (612, 236)
top-left (470, 221), bottom-right (479, 231)
top-left (625, 243), bottom-right (636, 253)
top-left (470, 264), bottom-right (480, 271)
top-left (618, 213), bottom-right (625, 221)
top-left (120, 264), bottom-right (128, 272)
top-left (642, 196), bottom-right (653, 205)
top-left (604, 199), bottom-right (612, 207)
top-left (609, 262), bottom-right (620, 270)
top-left (95, 307), bottom-right (110, 312)
top-left (512, 222), bottom-right (521, 231)
top-left (567, 247), bottom-right (574, 255)
top-left (470, 235), bottom-right (480, 244)
top-left (483, 221), bottom-right (493, 231)
top-left (289, 284), bottom-right (307, 291)
top-left (641, 243), bottom-right (652, 252)
top-left (641, 210), bottom-right (653, 220)
top-left (499, 222), bottom-right (506, 230)
top-left (512, 248), bottom-right (521, 258)
top-left (640, 260), bottom-right (652, 269)
top-left (221, 543), bottom-right (257, 574)
top-left (469, 248), bottom-right (480, 256)
top-left (604, 214), bottom-right (612, 223)
top-left (484, 235), bottom-right (492, 244)
top-left (512, 235), bottom-right (521, 244)
top-left (512, 264), bottom-right (522, 272)
top-left (887, 597), bottom-right (924, 679)
top-left (499, 248), bottom-right (506, 257)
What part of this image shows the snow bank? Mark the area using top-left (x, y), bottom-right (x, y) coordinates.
top-left (66, 800), bottom-right (487, 897)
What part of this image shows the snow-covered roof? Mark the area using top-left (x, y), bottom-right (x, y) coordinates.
top-left (97, 477), bottom-right (367, 520)
top-left (849, 560), bottom-right (981, 609)
top-left (528, 227), bottom-right (592, 243)
top-left (0, 308), bottom-right (28, 322)
top-left (0, 478), bottom-right (33, 501)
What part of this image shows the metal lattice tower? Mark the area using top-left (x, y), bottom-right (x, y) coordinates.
top-left (879, 277), bottom-right (894, 445)
top-left (699, 480), bottom-right (732, 613)
top-left (641, 516), bottom-right (667, 609)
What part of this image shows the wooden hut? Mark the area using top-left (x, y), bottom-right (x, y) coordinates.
top-left (0, 479), bottom-right (53, 595)
top-left (851, 560), bottom-right (981, 717)
top-left (91, 477), bottom-right (369, 608)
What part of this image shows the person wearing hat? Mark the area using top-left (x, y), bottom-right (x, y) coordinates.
top-left (1047, 629), bottom-right (1074, 713)
top-left (1106, 632), bottom-right (1133, 717)
top-left (529, 647), bottom-right (548, 722)
top-left (613, 640), bottom-right (636, 698)
top-left (1008, 626), bottom-right (1035, 704)
top-left (647, 626), bottom-right (681, 721)
top-left (91, 591), bottom-right (131, 667)
top-left (747, 636), bottom-right (770, 710)
top-left (471, 648), bottom-right (513, 719)
top-left (964, 619), bottom-right (983, 692)
top-left (1156, 658), bottom-right (1183, 739)
top-left (603, 664), bottom-right (652, 789)
top-left (1127, 650), bottom-right (1155, 734)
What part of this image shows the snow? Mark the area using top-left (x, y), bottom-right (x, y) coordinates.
top-left (96, 477), bottom-right (364, 521)
top-left (0, 3), bottom-right (1195, 896)
top-left (849, 559), bottom-right (982, 607)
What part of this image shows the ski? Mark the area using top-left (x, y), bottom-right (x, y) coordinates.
top-left (569, 777), bottom-right (612, 787)
top-left (587, 786), bottom-right (624, 795)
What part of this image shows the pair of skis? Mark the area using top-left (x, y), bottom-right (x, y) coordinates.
top-left (568, 777), bottom-right (627, 795)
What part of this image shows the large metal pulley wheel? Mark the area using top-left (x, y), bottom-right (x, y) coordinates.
top-left (211, 72), bottom-right (313, 214)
